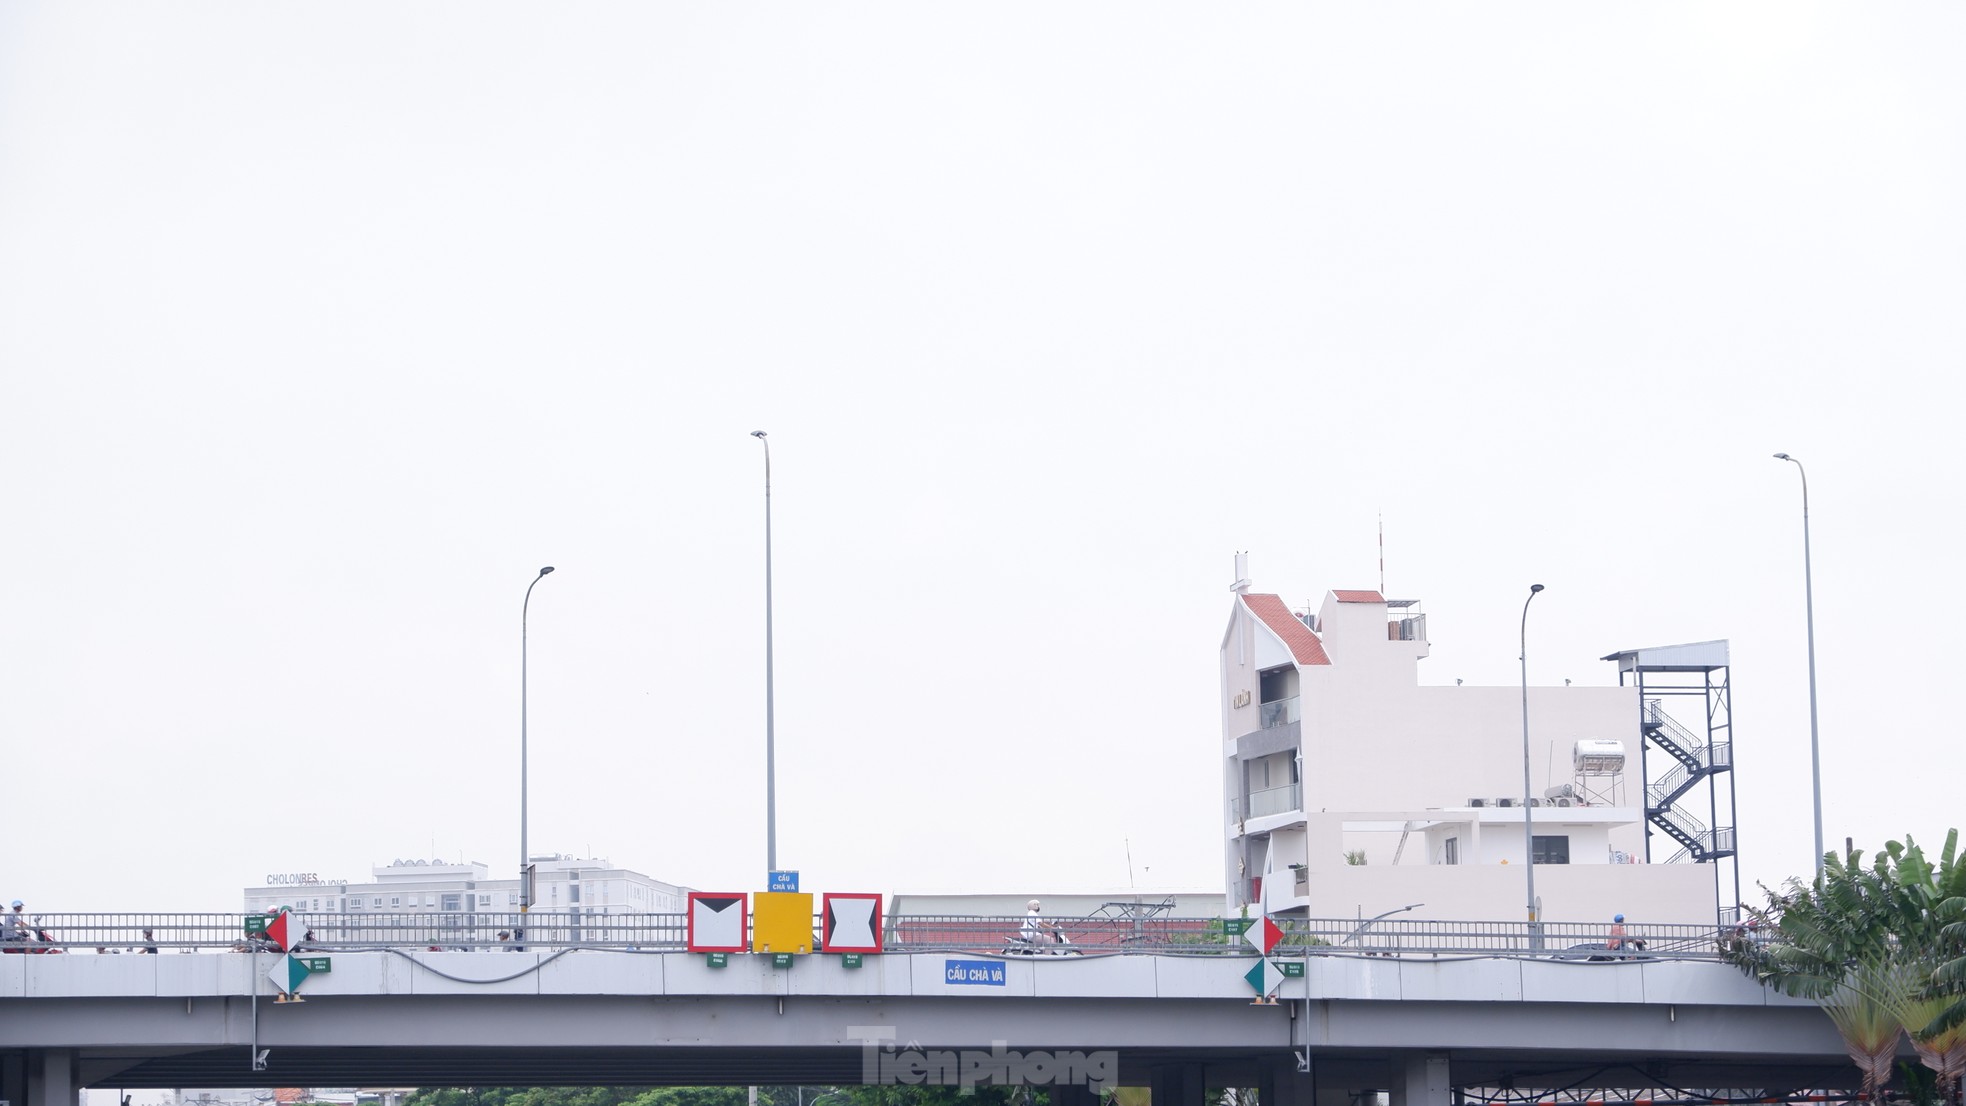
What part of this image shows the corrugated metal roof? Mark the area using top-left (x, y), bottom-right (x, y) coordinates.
top-left (1600, 639), bottom-right (1730, 672)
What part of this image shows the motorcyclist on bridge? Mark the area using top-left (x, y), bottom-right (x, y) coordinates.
top-left (1022, 900), bottom-right (1062, 946)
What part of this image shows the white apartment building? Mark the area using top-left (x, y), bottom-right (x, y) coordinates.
top-left (1221, 568), bottom-right (1724, 926)
top-left (243, 854), bottom-right (688, 918)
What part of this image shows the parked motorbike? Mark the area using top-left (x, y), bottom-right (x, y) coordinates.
top-left (1553, 937), bottom-right (1649, 962)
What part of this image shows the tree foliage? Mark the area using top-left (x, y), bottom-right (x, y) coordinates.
top-left (1727, 832), bottom-right (1966, 1099)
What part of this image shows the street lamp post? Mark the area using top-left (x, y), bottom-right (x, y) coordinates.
top-left (1774, 453), bottom-right (1825, 879)
top-left (521, 565), bottom-right (555, 919)
top-left (1520, 583), bottom-right (1545, 943)
top-left (751, 431), bottom-right (777, 874)
top-left (1342, 902), bottom-right (1425, 950)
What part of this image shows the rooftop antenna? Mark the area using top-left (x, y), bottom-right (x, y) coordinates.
top-left (1378, 514), bottom-right (1385, 596)
top-left (1126, 838), bottom-right (1136, 895)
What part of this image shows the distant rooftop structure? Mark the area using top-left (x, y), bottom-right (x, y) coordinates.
top-left (244, 852), bottom-right (688, 916)
top-left (1601, 640), bottom-right (1730, 673)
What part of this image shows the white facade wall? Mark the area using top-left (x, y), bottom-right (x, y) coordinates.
top-left (1275, 860), bottom-right (1716, 926)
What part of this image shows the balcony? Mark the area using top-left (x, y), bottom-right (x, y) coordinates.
top-left (1259, 695), bottom-right (1300, 728)
top-left (1230, 782), bottom-right (1303, 824)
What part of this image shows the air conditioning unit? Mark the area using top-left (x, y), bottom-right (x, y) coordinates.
top-left (1496, 798), bottom-right (1516, 808)
top-left (1554, 797), bottom-right (1574, 807)
top-left (1468, 798), bottom-right (1487, 808)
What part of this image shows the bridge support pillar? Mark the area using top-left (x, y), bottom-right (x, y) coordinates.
top-left (3, 1051), bottom-right (27, 1106)
top-left (1260, 1061), bottom-right (1319, 1106)
top-left (1151, 1062), bottom-right (1204, 1106)
top-left (27, 1050), bottom-right (77, 1106)
top-left (1388, 1052), bottom-right (1450, 1106)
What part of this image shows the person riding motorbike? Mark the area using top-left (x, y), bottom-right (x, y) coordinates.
top-left (1021, 900), bottom-right (1061, 946)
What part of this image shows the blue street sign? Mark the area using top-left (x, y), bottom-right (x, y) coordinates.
top-left (944, 959), bottom-right (1006, 986)
top-left (768, 870), bottom-right (799, 892)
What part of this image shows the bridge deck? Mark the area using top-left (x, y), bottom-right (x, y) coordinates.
top-left (0, 946), bottom-right (1866, 1097)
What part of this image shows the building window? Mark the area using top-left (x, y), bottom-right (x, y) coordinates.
top-left (1532, 835), bottom-right (1571, 865)
top-left (391, 896), bottom-right (401, 907)
top-left (441, 894), bottom-right (462, 912)
top-left (1443, 837), bottom-right (1459, 865)
top-left (570, 883), bottom-right (581, 903)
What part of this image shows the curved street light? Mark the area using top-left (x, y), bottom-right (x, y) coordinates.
top-left (1520, 583), bottom-right (1545, 943)
top-left (1774, 453), bottom-right (1824, 879)
top-left (1342, 902), bottom-right (1425, 949)
top-left (521, 565), bottom-right (555, 919)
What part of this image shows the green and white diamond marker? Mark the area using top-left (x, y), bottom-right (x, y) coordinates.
top-left (268, 954), bottom-right (314, 994)
top-left (1242, 958), bottom-right (1287, 997)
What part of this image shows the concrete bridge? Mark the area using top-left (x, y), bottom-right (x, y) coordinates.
top-left (2, 943), bottom-right (1861, 1106)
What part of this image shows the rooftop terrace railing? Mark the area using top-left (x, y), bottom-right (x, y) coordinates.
top-left (4, 913), bottom-right (1735, 961)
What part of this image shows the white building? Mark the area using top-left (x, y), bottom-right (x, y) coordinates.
top-left (1221, 570), bottom-right (1722, 926)
top-left (243, 854), bottom-right (688, 918)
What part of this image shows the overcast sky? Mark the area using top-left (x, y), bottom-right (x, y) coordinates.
top-left (2, 3), bottom-right (1960, 917)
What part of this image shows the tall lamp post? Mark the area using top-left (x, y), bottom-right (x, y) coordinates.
top-left (751, 430), bottom-right (777, 874)
top-left (521, 565), bottom-right (555, 919)
top-left (1520, 583), bottom-right (1545, 943)
top-left (1774, 453), bottom-right (1824, 880)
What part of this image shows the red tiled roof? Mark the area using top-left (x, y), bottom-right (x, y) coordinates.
top-left (1332, 590), bottom-right (1385, 604)
top-left (1242, 593), bottom-right (1331, 666)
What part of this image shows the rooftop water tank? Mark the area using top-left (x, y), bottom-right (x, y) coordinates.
top-left (1573, 739), bottom-right (1626, 774)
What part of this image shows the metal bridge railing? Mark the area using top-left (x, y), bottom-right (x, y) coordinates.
top-left (6, 913), bottom-right (1734, 961)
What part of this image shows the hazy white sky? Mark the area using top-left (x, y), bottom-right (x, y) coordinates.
top-left (2, 3), bottom-right (1960, 916)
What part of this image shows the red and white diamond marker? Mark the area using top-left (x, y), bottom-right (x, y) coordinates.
top-left (264, 909), bottom-right (302, 952)
top-left (1243, 915), bottom-right (1282, 956)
